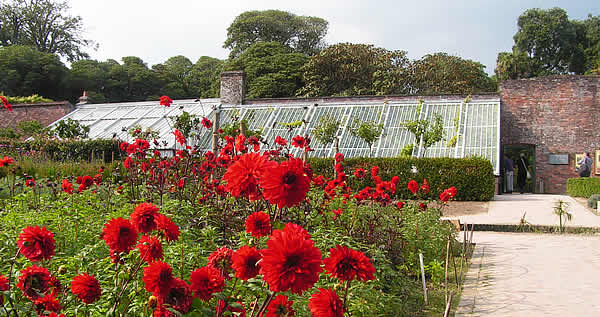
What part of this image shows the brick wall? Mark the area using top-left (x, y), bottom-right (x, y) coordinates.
top-left (220, 71), bottom-right (246, 105)
top-left (0, 101), bottom-right (74, 130)
top-left (500, 75), bottom-right (600, 193)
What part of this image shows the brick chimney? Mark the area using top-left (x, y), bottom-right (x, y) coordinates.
top-left (77, 90), bottom-right (90, 105)
top-left (220, 71), bottom-right (246, 105)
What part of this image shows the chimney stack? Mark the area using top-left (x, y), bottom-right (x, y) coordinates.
top-left (220, 71), bottom-right (246, 105)
top-left (77, 91), bottom-right (90, 105)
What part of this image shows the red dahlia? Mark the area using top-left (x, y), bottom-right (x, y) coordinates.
top-left (232, 245), bottom-right (261, 281)
top-left (420, 178), bottom-right (430, 194)
top-left (408, 180), bottom-right (419, 194)
top-left (291, 135), bottom-right (305, 148)
top-left (17, 265), bottom-right (51, 299)
top-left (71, 273), bottom-right (102, 304)
top-left (223, 152), bottom-right (276, 201)
top-left (334, 152), bottom-right (344, 163)
top-left (189, 266), bottom-right (224, 301)
top-left (154, 214), bottom-right (180, 242)
top-left (173, 129), bottom-right (186, 145)
top-left (201, 117), bottom-right (212, 129)
top-left (0, 156), bottom-right (14, 167)
top-left (207, 247), bottom-right (234, 279)
top-left (143, 261), bottom-right (174, 299)
top-left (447, 186), bottom-right (457, 197)
top-left (275, 136), bottom-right (287, 146)
top-left (33, 294), bottom-right (61, 315)
top-left (0, 274), bottom-right (9, 305)
top-left (353, 168), bottom-right (365, 179)
top-left (440, 190), bottom-right (450, 203)
top-left (137, 235), bottom-right (164, 263)
top-left (101, 217), bottom-right (138, 254)
top-left (324, 245), bottom-right (376, 282)
top-left (161, 278), bottom-right (193, 314)
top-left (159, 95), bottom-right (173, 107)
top-left (396, 201), bottom-right (405, 210)
top-left (308, 288), bottom-right (344, 317)
top-left (259, 223), bottom-right (322, 294)
top-left (259, 158), bottom-right (311, 209)
top-left (17, 226), bottom-right (56, 262)
top-left (1, 96), bottom-right (12, 111)
top-left (131, 202), bottom-right (160, 233)
top-left (245, 211), bottom-right (271, 238)
top-left (265, 294), bottom-right (295, 317)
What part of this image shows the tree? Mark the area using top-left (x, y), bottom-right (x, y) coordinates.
top-left (348, 117), bottom-right (384, 157)
top-left (300, 43), bottom-right (411, 97)
top-left (403, 114), bottom-right (444, 157)
top-left (580, 14), bottom-right (600, 73)
top-left (495, 51), bottom-right (540, 81)
top-left (224, 10), bottom-right (328, 58)
top-left (189, 56), bottom-right (224, 98)
top-left (410, 53), bottom-right (497, 94)
top-left (512, 8), bottom-right (582, 75)
top-left (105, 56), bottom-right (162, 102)
top-left (0, 0), bottom-right (95, 61)
top-left (69, 59), bottom-right (111, 103)
top-left (312, 114), bottom-right (340, 156)
top-left (225, 42), bottom-right (308, 98)
top-left (0, 45), bottom-right (68, 100)
top-left (153, 55), bottom-right (194, 99)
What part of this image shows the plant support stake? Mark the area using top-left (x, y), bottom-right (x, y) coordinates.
top-left (419, 252), bottom-right (428, 305)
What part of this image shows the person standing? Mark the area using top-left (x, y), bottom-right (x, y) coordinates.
top-left (516, 153), bottom-right (529, 194)
top-left (577, 152), bottom-right (593, 177)
top-left (504, 155), bottom-right (514, 193)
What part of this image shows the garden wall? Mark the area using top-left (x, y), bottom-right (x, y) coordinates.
top-left (0, 101), bottom-right (74, 130)
top-left (500, 75), bottom-right (600, 194)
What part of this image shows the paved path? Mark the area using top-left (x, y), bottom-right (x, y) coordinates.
top-left (449, 194), bottom-right (600, 227)
top-left (456, 232), bottom-right (600, 316)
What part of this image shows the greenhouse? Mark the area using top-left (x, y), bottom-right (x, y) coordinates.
top-left (51, 96), bottom-right (501, 174)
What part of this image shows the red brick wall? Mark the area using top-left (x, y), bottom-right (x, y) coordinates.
top-left (0, 102), bottom-right (74, 130)
top-left (500, 75), bottom-right (600, 193)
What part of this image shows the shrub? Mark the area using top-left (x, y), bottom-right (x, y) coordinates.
top-left (0, 138), bottom-right (124, 162)
top-left (588, 194), bottom-right (600, 208)
top-left (307, 156), bottom-right (495, 201)
top-left (566, 177), bottom-right (600, 198)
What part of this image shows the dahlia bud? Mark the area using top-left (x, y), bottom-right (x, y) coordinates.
top-left (148, 295), bottom-right (158, 309)
top-left (57, 266), bottom-right (67, 274)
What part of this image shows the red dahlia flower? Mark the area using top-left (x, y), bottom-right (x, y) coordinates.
top-left (259, 158), bottom-right (311, 209)
top-left (207, 247), bottom-right (234, 278)
top-left (334, 152), bottom-right (344, 163)
top-left (353, 168), bottom-right (365, 179)
top-left (223, 152), bottom-right (276, 201)
top-left (25, 179), bottom-right (35, 188)
top-left (0, 156), bottom-right (14, 167)
top-left (235, 134), bottom-right (247, 153)
top-left (245, 211), bottom-right (271, 238)
top-left (137, 235), bottom-right (164, 263)
top-left (231, 245), bottom-right (261, 281)
top-left (408, 180), bottom-right (419, 194)
top-left (161, 278), bottom-right (193, 314)
top-left (173, 129), bottom-right (186, 146)
top-left (275, 136), bottom-right (287, 146)
top-left (189, 266), bottom-right (224, 301)
top-left (17, 265), bottom-right (51, 299)
top-left (143, 261), bottom-right (174, 299)
top-left (324, 245), bottom-right (376, 282)
top-left (17, 226), bottom-right (56, 262)
top-left (71, 273), bottom-right (101, 304)
top-left (131, 202), bottom-right (159, 233)
top-left (201, 117), bottom-right (212, 129)
top-left (440, 190), bottom-right (450, 203)
top-left (447, 186), bottom-right (457, 197)
top-left (1, 96), bottom-right (12, 111)
top-left (81, 175), bottom-right (93, 187)
top-left (265, 294), bottom-right (295, 317)
top-left (259, 223), bottom-right (322, 294)
top-left (101, 217), bottom-right (138, 254)
top-left (396, 201), bottom-right (405, 210)
top-left (0, 274), bottom-right (9, 305)
top-left (291, 135), bottom-right (305, 148)
top-left (159, 95), bottom-right (173, 107)
top-left (420, 178), bottom-right (430, 194)
top-left (33, 294), bottom-right (61, 315)
top-left (154, 214), bottom-right (180, 242)
top-left (308, 288), bottom-right (344, 317)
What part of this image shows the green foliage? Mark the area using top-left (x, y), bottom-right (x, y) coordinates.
top-left (171, 111), bottom-right (200, 139)
top-left (0, 0), bottom-right (95, 61)
top-left (0, 120), bottom-right (48, 139)
top-left (300, 43), bottom-right (412, 97)
top-left (0, 138), bottom-right (124, 162)
top-left (308, 156), bottom-right (496, 201)
top-left (399, 144), bottom-right (414, 157)
top-left (225, 42), bottom-right (309, 98)
top-left (53, 118), bottom-right (90, 139)
top-left (189, 56), bottom-right (224, 98)
top-left (566, 177), bottom-right (600, 198)
top-left (311, 114), bottom-right (340, 153)
top-left (554, 199), bottom-right (572, 233)
top-left (495, 51), bottom-right (541, 81)
top-left (348, 116), bottom-right (384, 156)
top-left (410, 52), bottom-right (497, 94)
top-left (2, 94), bottom-right (52, 104)
top-left (587, 194), bottom-right (600, 208)
top-left (224, 10), bottom-right (328, 58)
top-left (403, 114), bottom-right (444, 156)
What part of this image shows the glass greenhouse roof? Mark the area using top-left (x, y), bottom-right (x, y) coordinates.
top-left (51, 96), bottom-right (501, 174)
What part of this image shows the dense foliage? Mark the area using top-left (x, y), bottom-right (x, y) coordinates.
top-left (566, 177), bottom-right (600, 198)
top-left (0, 139), bottom-right (124, 162)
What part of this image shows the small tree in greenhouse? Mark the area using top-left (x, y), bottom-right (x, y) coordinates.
top-left (348, 117), bottom-right (383, 157)
top-left (312, 114), bottom-right (340, 157)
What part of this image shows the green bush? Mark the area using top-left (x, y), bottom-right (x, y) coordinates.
top-left (588, 194), bottom-right (600, 208)
top-left (566, 178), bottom-right (600, 198)
top-left (0, 138), bottom-right (124, 162)
top-left (307, 156), bottom-right (495, 201)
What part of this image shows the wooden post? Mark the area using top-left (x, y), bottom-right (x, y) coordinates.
top-left (240, 121), bottom-right (246, 136)
top-left (444, 292), bottom-right (454, 317)
top-left (91, 150), bottom-right (94, 162)
top-left (334, 137), bottom-right (339, 154)
top-left (111, 151), bottom-right (114, 163)
top-left (212, 106), bottom-right (221, 154)
top-left (419, 253), bottom-right (428, 305)
top-left (102, 151), bottom-right (105, 163)
top-left (445, 237), bottom-right (450, 304)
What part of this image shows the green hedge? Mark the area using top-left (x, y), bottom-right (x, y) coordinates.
top-left (307, 157), bottom-right (495, 201)
top-left (566, 178), bottom-right (600, 198)
top-left (0, 138), bottom-right (125, 162)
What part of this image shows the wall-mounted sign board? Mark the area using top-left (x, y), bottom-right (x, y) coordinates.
top-left (596, 150), bottom-right (600, 175)
top-left (549, 154), bottom-right (569, 165)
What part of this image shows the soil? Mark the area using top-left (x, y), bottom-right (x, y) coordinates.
top-left (441, 201), bottom-right (489, 217)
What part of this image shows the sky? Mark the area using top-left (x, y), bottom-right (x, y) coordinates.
top-left (68, 0), bottom-right (600, 75)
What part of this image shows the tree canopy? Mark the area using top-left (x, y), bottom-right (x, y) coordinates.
top-left (0, 0), bottom-right (95, 61)
top-left (224, 10), bottom-right (328, 58)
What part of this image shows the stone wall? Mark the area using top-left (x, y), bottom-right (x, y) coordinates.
top-left (500, 75), bottom-right (600, 193)
top-left (0, 101), bottom-right (74, 130)
top-left (220, 71), bottom-right (246, 105)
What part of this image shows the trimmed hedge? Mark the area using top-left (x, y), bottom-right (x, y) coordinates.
top-left (566, 177), bottom-right (600, 198)
top-left (307, 156), bottom-right (495, 201)
top-left (0, 138), bottom-right (125, 162)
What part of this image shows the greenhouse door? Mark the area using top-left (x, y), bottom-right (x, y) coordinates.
top-left (502, 144), bottom-right (535, 193)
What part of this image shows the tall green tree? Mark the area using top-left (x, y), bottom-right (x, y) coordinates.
top-left (69, 59), bottom-right (111, 103)
top-left (495, 51), bottom-right (540, 81)
top-left (0, 45), bottom-right (68, 100)
top-left (0, 0), bottom-right (95, 61)
top-left (226, 42), bottom-right (308, 98)
top-left (579, 14), bottom-right (600, 73)
top-left (299, 43), bottom-right (411, 97)
top-left (224, 10), bottom-right (328, 58)
top-left (411, 53), bottom-right (497, 94)
top-left (152, 55), bottom-right (194, 99)
top-left (189, 56), bottom-right (224, 98)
